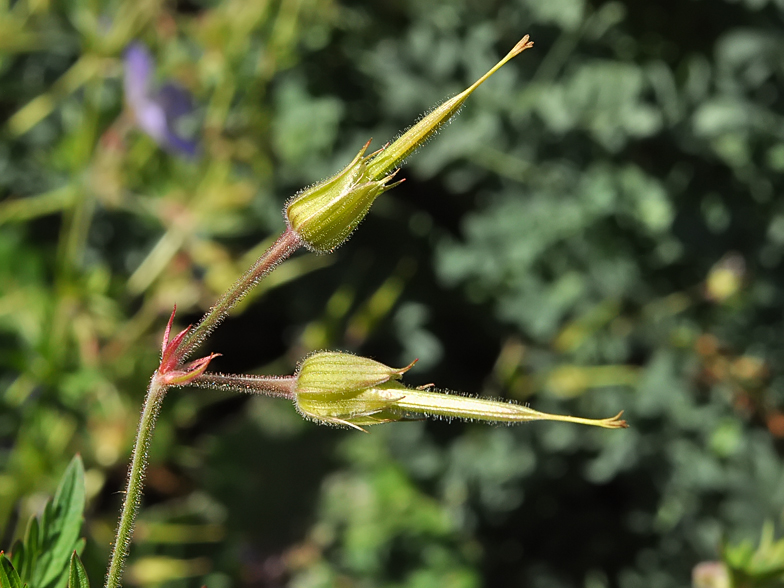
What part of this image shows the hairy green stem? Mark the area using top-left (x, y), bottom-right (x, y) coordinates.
top-left (178, 228), bottom-right (303, 360)
top-left (105, 229), bottom-right (303, 588)
top-left (192, 372), bottom-right (297, 398)
top-left (105, 374), bottom-right (168, 588)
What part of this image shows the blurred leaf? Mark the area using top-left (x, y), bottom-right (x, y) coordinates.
top-left (66, 554), bottom-right (88, 588)
top-left (523, 0), bottom-right (585, 31)
top-left (13, 517), bottom-right (40, 587)
top-left (724, 523), bottom-right (784, 587)
top-left (0, 554), bottom-right (22, 588)
top-left (126, 557), bottom-right (210, 585)
top-left (32, 456), bottom-right (85, 588)
top-left (535, 60), bottom-right (662, 150)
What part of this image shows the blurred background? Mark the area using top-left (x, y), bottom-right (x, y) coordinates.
top-left (2, 0), bottom-right (784, 586)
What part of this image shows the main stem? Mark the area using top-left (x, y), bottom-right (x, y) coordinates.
top-left (178, 228), bottom-right (303, 360)
top-left (105, 374), bottom-right (168, 588)
top-left (104, 229), bottom-right (303, 588)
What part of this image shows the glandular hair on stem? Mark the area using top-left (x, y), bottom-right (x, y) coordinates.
top-left (191, 372), bottom-right (297, 399)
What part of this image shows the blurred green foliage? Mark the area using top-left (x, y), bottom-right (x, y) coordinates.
top-left (2, 456), bottom-right (86, 588)
top-left (722, 523), bottom-right (784, 587)
top-left (4, 0), bottom-right (784, 587)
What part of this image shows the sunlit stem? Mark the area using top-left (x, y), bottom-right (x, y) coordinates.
top-left (191, 372), bottom-right (297, 398)
top-left (106, 232), bottom-right (303, 588)
top-left (178, 228), bottom-right (303, 360)
top-left (105, 374), bottom-right (168, 588)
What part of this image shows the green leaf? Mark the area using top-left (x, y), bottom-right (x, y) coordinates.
top-left (66, 554), bottom-right (88, 588)
top-left (32, 456), bottom-right (85, 588)
top-left (9, 543), bottom-right (23, 581)
top-left (0, 553), bottom-right (23, 588)
top-left (19, 517), bottom-right (40, 586)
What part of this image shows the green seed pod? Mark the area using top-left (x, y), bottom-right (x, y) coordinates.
top-left (296, 351), bottom-right (414, 396)
top-left (292, 350), bottom-right (628, 432)
top-left (285, 142), bottom-right (401, 253)
top-left (285, 35), bottom-right (535, 253)
top-left (365, 35), bottom-right (535, 181)
top-left (294, 351), bottom-right (415, 429)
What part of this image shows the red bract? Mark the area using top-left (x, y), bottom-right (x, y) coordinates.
top-left (158, 306), bottom-right (220, 386)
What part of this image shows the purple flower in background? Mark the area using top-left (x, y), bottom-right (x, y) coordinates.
top-left (124, 43), bottom-right (199, 158)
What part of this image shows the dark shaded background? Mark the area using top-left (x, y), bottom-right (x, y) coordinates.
top-left (2, 0), bottom-right (784, 586)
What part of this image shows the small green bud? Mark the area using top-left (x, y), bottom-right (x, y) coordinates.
top-left (285, 141), bottom-right (402, 253)
top-left (293, 351), bottom-right (628, 432)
